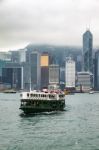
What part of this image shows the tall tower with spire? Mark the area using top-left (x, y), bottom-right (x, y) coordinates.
top-left (83, 29), bottom-right (93, 73)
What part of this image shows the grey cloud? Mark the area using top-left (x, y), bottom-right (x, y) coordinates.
top-left (0, 0), bottom-right (4, 2)
top-left (0, 0), bottom-right (99, 50)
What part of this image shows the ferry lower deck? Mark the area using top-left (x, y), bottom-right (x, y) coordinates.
top-left (20, 99), bottom-right (65, 114)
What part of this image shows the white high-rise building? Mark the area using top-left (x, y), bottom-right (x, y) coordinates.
top-left (65, 58), bottom-right (76, 88)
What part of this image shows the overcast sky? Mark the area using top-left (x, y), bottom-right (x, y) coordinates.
top-left (0, 0), bottom-right (99, 51)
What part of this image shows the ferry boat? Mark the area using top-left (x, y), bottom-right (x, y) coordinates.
top-left (20, 90), bottom-right (65, 114)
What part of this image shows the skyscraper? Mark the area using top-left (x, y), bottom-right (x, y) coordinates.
top-left (19, 49), bottom-right (26, 63)
top-left (94, 50), bottom-right (99, 90)
top-left (65, 57), bottom-right (76, 88)
top-left (30, 51), bottom-right (41, 90)
top-left (49, 64), bottom-right (60, 85)
top-left (40, 52), bottom-right (49, 89)
top-left (83, 29), bottom-right (93, 73)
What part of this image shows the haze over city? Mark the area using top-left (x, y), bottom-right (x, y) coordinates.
top-left (0, 0), bottom-right (99, 51)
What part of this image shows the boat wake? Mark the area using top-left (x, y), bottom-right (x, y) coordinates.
top-left (19, 110), bottom-right (66, 117)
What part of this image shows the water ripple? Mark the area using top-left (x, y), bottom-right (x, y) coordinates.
top-left (0, 93), bottom-right (99, 150)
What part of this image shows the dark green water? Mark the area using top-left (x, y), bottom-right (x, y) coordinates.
top-left (0, 93), bottom-right (99, 150)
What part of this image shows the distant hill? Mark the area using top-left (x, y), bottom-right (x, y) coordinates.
top-left (26, 44), bottom-right (82, 53)
top-left (25, 44), bottom-right (96, 71)
top-left (26, 44), bottom-right (82, 67)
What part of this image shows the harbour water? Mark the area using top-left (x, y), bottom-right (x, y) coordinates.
top-left (0, 93), bottom-right (99, 150)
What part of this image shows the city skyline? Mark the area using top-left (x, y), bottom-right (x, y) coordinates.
top-left (0, 0), bottom-right (99, 51)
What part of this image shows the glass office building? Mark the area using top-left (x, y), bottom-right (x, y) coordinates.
top-left (83, 30), bottom-right (93, 73)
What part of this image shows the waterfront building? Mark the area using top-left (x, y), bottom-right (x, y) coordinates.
top-left (49, 64), bottom-right (60, 85)
top-left (0, 60), bottom-right (6, 86)
top-left (65, 57), bottom-right (76, 88)
top-left (1, 62), bottom-right (30, 90)
top-left (2, 63), bottom-right (23, 89)
top-left (0, 52), bottom-right (11, 61)
top-left (60, 67), bottom-right (65, 90)
top-left (11, 51), bottom-right (20, 63)
top-left (83, 29), bottom-right (93, 73)
top-left (40, 52), bottom-right (49, 89)
top-left (76, 72), bottom-right (92, 92)
top-left (60, 67), bottom-right (65, 83)
top-left (19, 49), bottom-right (26, 63)
top-left (76, 55), bottom-right (82, 72)
top-left (26, 50), bottom-right (30, 63)
top-left (94, 50), bottom-right (99, 90)
top-left (11, 49), bottom-right (26, 63)
top-left (29, 51), bottom-right (41, 90)
top-left (2, 67), bottom-right (22, 89)
top-left (21, 63), bottom-right (31, 90)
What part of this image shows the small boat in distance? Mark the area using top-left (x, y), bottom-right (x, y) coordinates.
top-left (20, 89), bottom-right (65, 114)
top-left (3, 89), bottom-right (16, 93)
top-left (89, 91), bottom-right (94, 94)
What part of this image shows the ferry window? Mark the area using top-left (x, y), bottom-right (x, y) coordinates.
top-left (30, 94), bottom-right (33, 97)
top-left (59, 95), bottom-right (64, 98)
top-left (49, 95), bottom-right (55, 98)
top-left (51, 95), bottom-right (54, 98)
top-left (27, 93), bottom-right (29, 97)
